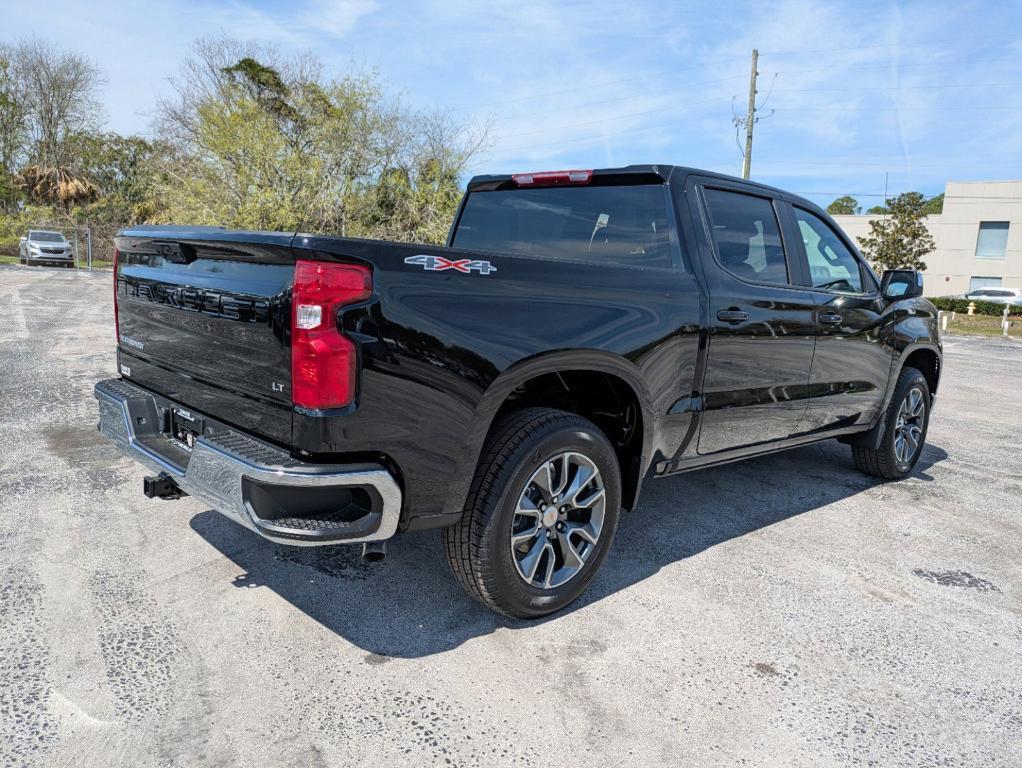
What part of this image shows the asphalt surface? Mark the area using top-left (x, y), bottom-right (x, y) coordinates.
top-left (1, 265), bottom-right (1020, 768)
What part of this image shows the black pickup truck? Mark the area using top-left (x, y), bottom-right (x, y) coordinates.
top-left (95, 165), bottom-right (941, 618)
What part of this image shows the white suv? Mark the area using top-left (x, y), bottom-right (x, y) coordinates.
top-left (18, 230), bottom-right (75, 267)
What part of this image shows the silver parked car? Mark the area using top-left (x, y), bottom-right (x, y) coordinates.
top-left (953, 287), bottom-right (1022, 307)
top-left (18, 230), bottom-right (75, 267)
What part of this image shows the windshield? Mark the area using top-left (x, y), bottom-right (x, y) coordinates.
top-left (30, 231), bottom-right (66, 242)
top-left (452, 184), bottom-right (676, 268)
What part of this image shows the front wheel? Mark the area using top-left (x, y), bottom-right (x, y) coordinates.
top-left (852, 367), bottom-right (931, 479)
top-left (444, 407), bottom-right (622, 618)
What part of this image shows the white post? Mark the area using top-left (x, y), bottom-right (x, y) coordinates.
top-left (941, 312), bottom-right (948, 332)
top-left (1004, 306), bottom-right (1011, 338)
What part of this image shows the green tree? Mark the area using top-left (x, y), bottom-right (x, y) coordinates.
top-left (921, 193), bottom-right (944, 215)
top-left (856, 192), bottom-right (935, 271)
top-left (867, 192), bottom-right (943, 217)
top-left (826, 195), bottom-right (861, 215)
top-left (65, 132), bottom-right (162, 223)
top-left (153, 37), bottom-right (486, 242)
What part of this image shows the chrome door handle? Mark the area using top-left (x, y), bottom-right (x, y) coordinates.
top-left (716, 309), bottom-right (749, 323)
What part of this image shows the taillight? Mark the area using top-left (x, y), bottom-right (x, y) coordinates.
top-left (511, 169), bottom-right (592, 187)
top-left (291, 260), bottom-right (372, 410)
top-left (113, 248), bottom-right (120, 344)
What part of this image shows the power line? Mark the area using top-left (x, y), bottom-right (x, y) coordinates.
top-left (489, 75), bottom-right (746, 125)
top-left (761, 32), bottom-right (1020, 57)
top-left (773, 82), bottom-right (1022, 93)
top-left (452, 68), bottom-right (701, 112)
top-left (490, 95), bottom-right (728, 141)
top-left (492, 78), bottom-right (1021, 132)
top-left (453, 53), bottom-right (1022, 114)
top-left (776, 54), bottom-right (1022, 76)
top-left (486, 102), bottom-right (1020, 155)
top-left (756, 159), bottom-right (1022, 168)
top-left (771, 106), bottom-right (1022, 112)
top-left (492, 111), bottom-right (731, 152)
top-left (798, 193), bottom-right (1022, 200)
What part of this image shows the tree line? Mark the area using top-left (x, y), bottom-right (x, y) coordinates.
top-left (0, 36), bottom-right (486, 257)
top-left (0, 34), bottom-right (936, 273)
top-left (825, 193), bottom-right (944, 217)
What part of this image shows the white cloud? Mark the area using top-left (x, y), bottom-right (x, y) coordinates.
top-left (297, 0), bottom-right (379, 37)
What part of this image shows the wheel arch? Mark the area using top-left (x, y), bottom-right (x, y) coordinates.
top-left (851, 341), bottom-right (941, 451)
top-left (447, 350), bottom-right (656, 516)
top-left (901, 346), bottom-right (941, 398)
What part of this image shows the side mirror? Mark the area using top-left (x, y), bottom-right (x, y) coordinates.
top-left (881, 269), bottom-right (923, 300)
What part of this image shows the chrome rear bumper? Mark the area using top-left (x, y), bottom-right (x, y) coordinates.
top-left (95, 378), bottom-right (402, 546)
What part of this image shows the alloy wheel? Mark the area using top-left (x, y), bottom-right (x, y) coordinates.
top-left (510, 451), bottom-right (606, 590)
top-left (894, 386), bottom-right (926, 465)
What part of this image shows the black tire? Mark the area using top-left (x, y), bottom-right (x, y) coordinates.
top-left (444, 407), bottom-right (622, 619)
top-left (852, 367), bottom-right (931, 479)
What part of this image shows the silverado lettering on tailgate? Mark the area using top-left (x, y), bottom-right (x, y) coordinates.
top-left (126, 281), bottom-right (270, 323)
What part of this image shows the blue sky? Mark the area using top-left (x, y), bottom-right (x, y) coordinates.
top-left (7, 0), bottom-right (1022, 209)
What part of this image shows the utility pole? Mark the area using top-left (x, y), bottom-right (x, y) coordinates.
top-left (741, 49), bottom-right (759, 180)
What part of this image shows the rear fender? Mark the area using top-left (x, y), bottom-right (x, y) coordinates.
top-left (444, 350), bottom-right (656, 516)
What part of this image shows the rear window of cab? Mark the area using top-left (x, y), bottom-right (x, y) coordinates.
top-left (452, 184), bottom-right (677, 268)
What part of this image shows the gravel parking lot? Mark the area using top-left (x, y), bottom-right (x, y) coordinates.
top-left (2, 265), bottom-right (1020, 768)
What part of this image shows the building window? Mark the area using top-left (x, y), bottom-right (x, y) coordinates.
top-left (969, 276), bottom-right (1002, 292)
top-left (975, 222), bottom-right (1009, 259)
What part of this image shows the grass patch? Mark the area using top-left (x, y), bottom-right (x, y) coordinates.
top-left (940, 312), bottom-right (1022, 339)
top-left (0, 255), bottom-right (112, 269)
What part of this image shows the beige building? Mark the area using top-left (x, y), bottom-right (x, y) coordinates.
top-left (832, 180), bottom-right (1022, 296)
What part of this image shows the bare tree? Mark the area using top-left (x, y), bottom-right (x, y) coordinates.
top-left (0, 45), bottom-right (29, 209)
top-left (14, 39), bottom-right (105, 169)
top-left (0, 45), bottom-right (28, 177)
top-left (154, 35), bottom-right (320, 148)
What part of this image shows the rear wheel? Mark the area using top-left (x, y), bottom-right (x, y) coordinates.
top-left (444, 407), bottom-right (622, 618)
top-left (852, 367), bottom-right (931, 479)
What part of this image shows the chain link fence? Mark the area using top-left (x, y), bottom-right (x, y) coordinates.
top-left (13, 223), bottom-right (122, 269)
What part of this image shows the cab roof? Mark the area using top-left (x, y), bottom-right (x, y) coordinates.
top-left (465, 164), bottom-right (816, 211)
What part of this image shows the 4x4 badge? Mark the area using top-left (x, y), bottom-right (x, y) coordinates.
top-left (404, 255), bottom-right (497, 275)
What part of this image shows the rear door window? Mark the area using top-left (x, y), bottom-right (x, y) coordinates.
top-left (701, 188), bottom-right (789, 285)
top-left (452, 184), bottom-right (677, 267)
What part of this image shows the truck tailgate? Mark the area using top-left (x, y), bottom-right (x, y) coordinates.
top-left (114, 230), bottom-right (295, 445)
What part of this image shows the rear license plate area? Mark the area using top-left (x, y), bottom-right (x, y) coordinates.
top-left (168, 407), bottom-right (204, 451)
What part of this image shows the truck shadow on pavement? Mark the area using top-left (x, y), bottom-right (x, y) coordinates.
top-left (190, 439), bottom-right (947, 659)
